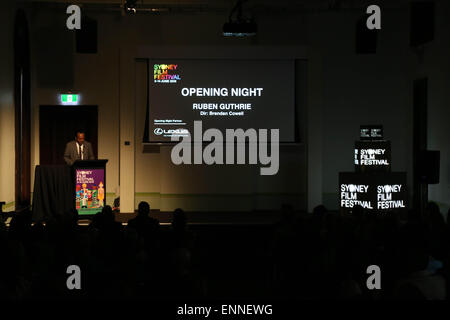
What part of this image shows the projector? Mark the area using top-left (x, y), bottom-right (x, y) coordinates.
top-left (223, 20), bottom-right (257, 37)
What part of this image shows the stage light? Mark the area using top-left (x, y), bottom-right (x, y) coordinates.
top-left (223, 0), bottom-right (257, 37)
top-left (124, 0), bottom-right (137, 14)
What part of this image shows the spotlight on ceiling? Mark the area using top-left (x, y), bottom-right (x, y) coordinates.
top-left (223, 0), bottom-right (257, 37)
top-left (124, 0), bottom-right (137, 14)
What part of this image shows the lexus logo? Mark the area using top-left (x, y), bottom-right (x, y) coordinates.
top-left (154, 128), bottom-right (164, 135)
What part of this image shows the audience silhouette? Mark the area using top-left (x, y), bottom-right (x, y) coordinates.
top-left (127, 202), bottom-right (159, 239)
top-left (0, 201), bottom-right (448, 300)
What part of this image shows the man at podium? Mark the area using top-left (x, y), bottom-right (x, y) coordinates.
top-left (64, 130), bottom-right (96, 165)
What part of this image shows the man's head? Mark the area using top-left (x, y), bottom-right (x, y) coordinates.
top-left (138, 201), bottom-right (150, 216)
top-left (172, 208), bottom-right (186, 230)
top-left (75, 131), bottom-right (85, 145)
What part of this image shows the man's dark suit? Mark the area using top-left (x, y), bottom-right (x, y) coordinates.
top-left (64, 140), bottom-right (95, 165)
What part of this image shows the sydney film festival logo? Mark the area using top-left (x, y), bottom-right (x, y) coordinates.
top-left (154, 64), bottom-right (181, 83)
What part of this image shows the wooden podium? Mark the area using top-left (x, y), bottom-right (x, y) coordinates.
top-left (72, 159), bottom-right (108, 216)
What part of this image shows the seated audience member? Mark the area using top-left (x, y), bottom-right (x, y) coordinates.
top-left (90, 210), bottom-right (104, 229)
top-left (170, 208), bottom-right (195, 250)
top-left (113, 197), bottom-right (120, 213)
top-left (167, 209), bottom-right (201, 298)
top-left (101, 205), bottom-right (122, 232)
top-left (427, 202), bottom-right (445, 231)
top-left (271, 205), bottom-right (298, 285)
top-left (172, 208), bottom-right (187, 231)
top-left (127, 201), bottom-right (159, 239)
top-left (426, 202), bottom-right (447, 260)
top-left (407, 209), bottom-right (422, 224)
top-left (338, 273), bottom-right (363, 300)
top-left (393, 222), bottom-right (446, 300)
top-left (351, 205), bottom-right (364, 221)
top-left (313, 204), bottom-right (327, 219)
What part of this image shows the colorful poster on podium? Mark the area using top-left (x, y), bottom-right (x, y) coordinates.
top-left (75, 168), bottom-right (105, 215)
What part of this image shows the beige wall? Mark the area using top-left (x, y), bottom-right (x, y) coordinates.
top-left (29, 9), bottom-right (309, 213)
top-left (31, 11), bottom-right (122, 207)
top-left (0, 5), bottom-right (16, 212)
top-left (424, 1), bottom-right (450, 216)
top-left (27, 4), bottom-right (450, 214)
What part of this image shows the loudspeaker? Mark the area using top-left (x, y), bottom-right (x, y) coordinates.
top-left (418, 150), bottom-right (440, 184)
top-left (410, 1), bottom-right (435, 47)
top-left (355, 17), bottom-right (377, 54)
top-left (76, 16), bottom-right (97, 54)
top-left (35, 17), bottom-right (74, 87)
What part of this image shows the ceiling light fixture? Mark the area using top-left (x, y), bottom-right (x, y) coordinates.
top-left (124, 0), bottom-right (137, 14)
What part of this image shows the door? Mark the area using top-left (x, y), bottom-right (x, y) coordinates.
top-left (39, 105), bottom-right (98, 165)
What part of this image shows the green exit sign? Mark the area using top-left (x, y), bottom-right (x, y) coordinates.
top-left (60, 94), bottom-right (79, 104)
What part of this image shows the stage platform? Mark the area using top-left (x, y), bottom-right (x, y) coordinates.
top-left (77, 210), bottom-right (304, 226)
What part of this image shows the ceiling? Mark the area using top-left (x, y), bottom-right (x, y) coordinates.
top-left (18, 0), bottom-right (416, 15)
top-left (26, 0), bottom-right (414, 13)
